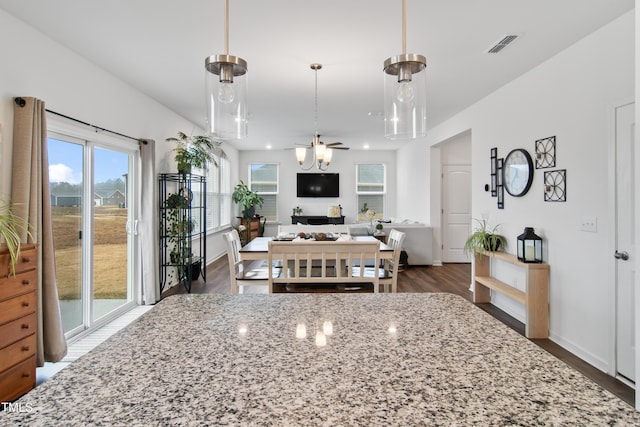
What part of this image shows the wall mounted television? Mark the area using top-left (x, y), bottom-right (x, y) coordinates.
top-left (296, 173), bottom-right (339, 198)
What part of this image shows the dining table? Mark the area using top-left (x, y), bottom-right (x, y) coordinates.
top-left (240, 235), bottom-right (394, 261)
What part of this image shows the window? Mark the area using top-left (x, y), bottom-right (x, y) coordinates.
top-left (356, 163), bottom-right (385, 221)
top-left (249, 163), bottom-right (278, 221)
top-left (205, 154), bottom-right (231, 231)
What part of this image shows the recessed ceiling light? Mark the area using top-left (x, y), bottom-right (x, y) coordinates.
top-left (266, 144), bottom-right (272, 149)
top-left (363, 144), bottom-right (370, 149)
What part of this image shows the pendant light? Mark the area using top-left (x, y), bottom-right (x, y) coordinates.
top-left (205, 0), bottom-right (248, 140)
top-left (383, 0), bottom-right (427, 140)
top-left (296, 63), bottom-right (333, 171)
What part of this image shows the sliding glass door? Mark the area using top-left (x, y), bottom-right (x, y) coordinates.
top-left (48, 131), bottom-right (138, 338)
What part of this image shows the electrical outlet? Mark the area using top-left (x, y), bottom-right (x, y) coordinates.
top-left (580, 216), bottom-right (597, 233)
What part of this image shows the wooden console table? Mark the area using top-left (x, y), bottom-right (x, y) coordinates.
top-left (291, 215), bottom-right (345, 225)
top-left (473, 251), bottom-right (549, 339)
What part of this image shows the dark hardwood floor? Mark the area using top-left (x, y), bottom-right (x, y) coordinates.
top-left (163, 257), bottom-right (635, 407)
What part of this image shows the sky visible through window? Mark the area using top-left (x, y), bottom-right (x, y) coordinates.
top-left (48, 138), bottom-right (128, 184)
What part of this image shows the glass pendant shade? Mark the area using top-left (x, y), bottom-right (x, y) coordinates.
top-left (323, 148), bottom-right (333, 164)
top-left (295, 147), bottom-right (307, 164)
top-left (384, 54), bottom-right (427, 139)
top-left (206, 54), bottom-right (248, 140)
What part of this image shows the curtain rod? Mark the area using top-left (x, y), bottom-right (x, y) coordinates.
top-left (13, 97), bottom-right (145, 144)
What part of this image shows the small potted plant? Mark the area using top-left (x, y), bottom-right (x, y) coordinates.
top-left (166, 131), bottom-right (222, 174)
top-left (0, 197), bottom-right (30, 275)
top-left (232, 181), bottom-right (263, 218)
top-left (464, 219), bottom-right (507, 255)
top-left (375, 223), bottom-right (384, 235)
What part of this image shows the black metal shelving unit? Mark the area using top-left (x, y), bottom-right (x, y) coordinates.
top-left (159, 173), bottom-right (206, 294)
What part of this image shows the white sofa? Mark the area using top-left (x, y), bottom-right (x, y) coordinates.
top-left (277, 224), bottom-right (350, 235)
top-left (348, 223), bottom-right (433, 266)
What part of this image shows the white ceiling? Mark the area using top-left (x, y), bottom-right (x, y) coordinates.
top-left (0, 0), bottom-right (634, 151)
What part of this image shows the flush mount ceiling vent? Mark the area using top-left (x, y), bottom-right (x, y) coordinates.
top-left (486, 34), bottom-right (519, 53)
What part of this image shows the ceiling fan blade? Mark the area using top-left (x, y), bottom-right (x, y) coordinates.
top-left (326, 142), bottom-right (344, 147)
top-left (331, 146), bottom-right (350, 150)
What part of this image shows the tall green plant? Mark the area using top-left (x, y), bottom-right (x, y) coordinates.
top-left (232, 181), bottom-right (263, 218)
top-left (166, 132), bottom-right (223, 173)
top-left (0, 198), bottom-right (30, 275)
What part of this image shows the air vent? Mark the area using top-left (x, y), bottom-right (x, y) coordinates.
top-left (486, 34), bottom-right (519, 54)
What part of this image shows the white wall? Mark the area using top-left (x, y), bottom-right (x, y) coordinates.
top-left (0, 9), bottom-right (238, 288)
top-left (238, 149), bottom-right (398, 229)
top-left (397, 11), bottom-right (634, 373)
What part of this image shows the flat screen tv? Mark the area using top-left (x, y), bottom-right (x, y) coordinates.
top-left (296, 173), bottom-right (339, 198)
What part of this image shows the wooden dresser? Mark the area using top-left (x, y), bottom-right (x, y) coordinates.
top-left (0, 244), bottom-right (37, 402)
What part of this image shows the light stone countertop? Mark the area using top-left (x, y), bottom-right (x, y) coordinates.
top-left (2, 293), bottom-right (638, 426)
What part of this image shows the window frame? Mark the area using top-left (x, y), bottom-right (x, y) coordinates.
top-left (204, 153), bottom-right (231, 233)
top-left (355, 162), bottom-right (386, 221)
top-left (248, 163), bottom-right (279, 221)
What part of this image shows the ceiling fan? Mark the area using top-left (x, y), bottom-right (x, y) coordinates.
top-left (295, 63), bottom-right (350, 171)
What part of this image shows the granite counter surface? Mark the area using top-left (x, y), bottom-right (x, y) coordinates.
top-left (2, 293), bottom-right (638, 426)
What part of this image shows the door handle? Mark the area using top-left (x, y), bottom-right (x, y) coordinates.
top-left (614, 251), bottom-right (630, 261)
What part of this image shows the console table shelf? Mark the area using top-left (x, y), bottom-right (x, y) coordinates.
top-left (473, 251), bottom-right (549, 339)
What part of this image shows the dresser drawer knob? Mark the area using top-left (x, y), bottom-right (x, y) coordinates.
top-left (22, 279), bottom-right (31, 285)
top-left (22, 345), bottom-right (30, 352)
top-left (22, 301), bottom-right (30, 307)
top-left (21, 324), bottom-right (30, 329)
top-left (22, 372), bottom-right (31, 378)
top-left (22, 256), bottom-right (31, 263)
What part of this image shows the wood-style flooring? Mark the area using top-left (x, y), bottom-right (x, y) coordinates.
top-left (163, 258), bottom-right (635, 407)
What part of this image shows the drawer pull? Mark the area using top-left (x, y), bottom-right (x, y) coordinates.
top-left (22, 345), bottom-right (30, 352)
top-left (21, 324), bottom-right (30, 329)
top-left (22, 279), bottom-right (31, 285)
top-left (22, 301), bottom-right (30, 307)
top-left (22, 372), bottom-right (31, 378)
top-left (22, 256), bottom-right (31, 263)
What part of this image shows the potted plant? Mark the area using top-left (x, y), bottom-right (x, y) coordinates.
top-left (163, 193), bottom-right (199, 283)
top-left (464, 219), bottom-right (507, 255)
top-left (232, 180), bottom-right (263, 218)
top-left (166, 131), bottom-right (221, 174)
top-left (0, 197), bottom-right (30, 275)
top-left (375, 223), bottom-right (384, 235)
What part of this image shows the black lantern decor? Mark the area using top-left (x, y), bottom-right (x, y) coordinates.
top-left (517, 227), bottom-right (543, 263)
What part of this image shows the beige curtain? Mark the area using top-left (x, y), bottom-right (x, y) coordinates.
top-left (12, 97), bottom-right (67, 365)
top-left (139, 139), bottom-right (159, 304)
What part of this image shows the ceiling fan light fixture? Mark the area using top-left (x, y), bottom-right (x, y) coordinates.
top-left (383, 0), bottom-right (427, 140)
top-left (205, 0), bottom-right (248, 140)
top-left (296, 64), bottom-right (337, 172)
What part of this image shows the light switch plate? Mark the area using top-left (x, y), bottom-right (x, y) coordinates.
top-left (581, 216), bottom-right (597, 233)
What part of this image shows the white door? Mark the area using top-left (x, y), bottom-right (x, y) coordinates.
top-left (442, 165), bottom-right (472, 263)
top-left (615, 102), bottom-right (635, 382)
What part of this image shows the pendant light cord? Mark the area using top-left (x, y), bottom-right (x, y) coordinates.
top-left (314, 67), bottom-right (319, 136)
top-left (402, 0), bottom-right (407, 54)
top-left (224, 0), bottom-right (229, 54)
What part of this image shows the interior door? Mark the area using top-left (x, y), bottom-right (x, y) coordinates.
top-left (615, 102), bottom-right (635, 382)
top-left (442, 165), bottom-right (472, 263)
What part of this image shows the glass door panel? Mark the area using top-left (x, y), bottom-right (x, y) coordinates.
top-left (92, 147), bottom-right (132, 321)
top-left (48, 137), bottom-right (84, 334)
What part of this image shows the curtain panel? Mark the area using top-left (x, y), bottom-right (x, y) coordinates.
top-left (12, 97), bottom-right (67, 365)
top-left (139, 139), bottom-right (159, 304)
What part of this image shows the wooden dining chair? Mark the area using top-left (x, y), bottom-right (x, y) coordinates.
top-left (223, 229), bottom-right (276, 294)
top-left (351, 229), bottom-right (406, 293)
